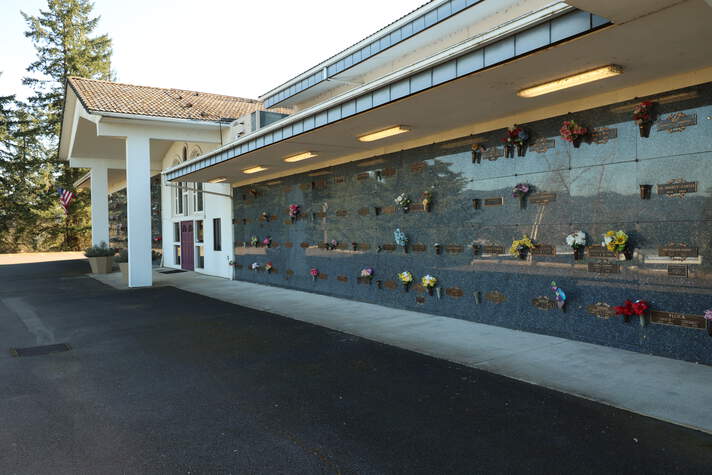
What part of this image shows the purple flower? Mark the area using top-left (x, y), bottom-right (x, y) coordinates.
top-left (704, 309), bottom-right (712, 321)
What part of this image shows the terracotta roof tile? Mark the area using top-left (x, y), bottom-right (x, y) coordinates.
top-left (68, 77), bottom-right (291, 121)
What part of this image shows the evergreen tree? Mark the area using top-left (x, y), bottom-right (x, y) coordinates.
top-left (19, 0), bottom-right (113, 249)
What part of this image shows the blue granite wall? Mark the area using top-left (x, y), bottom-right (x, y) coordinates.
top-left (233, 83), bottom-right (712, 365)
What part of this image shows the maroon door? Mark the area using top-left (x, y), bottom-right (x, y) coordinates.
top-left (180, 220), bottom-right (194, 270)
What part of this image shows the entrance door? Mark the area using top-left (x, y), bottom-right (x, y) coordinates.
top-left (180, 220), bottom-right (194, 270)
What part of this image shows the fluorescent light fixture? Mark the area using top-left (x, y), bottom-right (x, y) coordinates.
top-left (242, 166), bottom-right (267, 174)
top-left (358, 125), bottom-right (410, 142)
top-left (284, 151), bottom-right (317, 163)
top-left (207, 177), bottom-right (227, 183)
top-left (517, 65), bottom-right (623, 98)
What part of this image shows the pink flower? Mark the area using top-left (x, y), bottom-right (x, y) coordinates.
top-left (704, 310), bottom-right (712, 321)
top-left (310, 268), bottom-right (319, 277)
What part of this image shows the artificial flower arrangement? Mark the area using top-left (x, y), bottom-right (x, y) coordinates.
top-left (310, 267), bottom-right (319, 281)
top-left (264, 262), bottom-right (273, 273)
top-left (421, 274), bottom-right (439, 297)
top-left (565, 230), bottom-right (587, 260)
top-left (510, 235), bottom-right (535, 259)
top-left (433, 243), bottom-right (441, 255)
top-left (326, 239), bottom-right (338, 251)
top-left (550, 281), bottom-right (566, 312)
top-left (615, 299), bottom-right (650, 326)
top-left (250, 262), bottom-right (260, 271)
top-left (704, 309), bottom-right (712, 336)
top-left (262, 236), bottom-right (272, 248)
top-left (261, 211), bottom-right (270, 222)
top-left (503, 125), bottom-right (529, 158)
top-left (250, 235), bottom-right (259, 247)
top-left (603, 230), bottom-right (629, 259)
top-left (394, 228), bottom-right (409, 253)
top-left (395, 193), bottom-right (412, 213)
top-left (398, 271), bottom-right (413, 292)
top-left (359, 267), bottom-right (374, 283)
top-left (471, 143), bottom-right (486, 164)
top-left (512, 183), bottom-right (531, 209)
top-left (560, 120), bottom-right (588, 148)
top-left (288, 204), bottom-right (300, 223)
top-left (422, 190), bottom-right (433, 212)
top-left (633, 101), bottom-right (655, 138)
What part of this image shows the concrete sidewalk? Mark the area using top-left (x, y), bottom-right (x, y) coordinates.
top-left (93, 269), bottom-right (712, 435)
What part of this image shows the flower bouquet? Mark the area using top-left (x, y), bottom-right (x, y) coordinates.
top-left (704, 310), bottom-right (712, 336)
top-left (633, 101), bottom-right (655, 138)
top-left (395, 193), bottom-right (411, 213)
top-left (550, 281), bottom-right (566, 312)
top-left (422, 274), bottom-right (438, 297)
top-left (310, 268), bottom-right (319, 281)
top-left (504, 125), bottom-right (529, 158)
top-left (265, 262), bottom-right (273, 273)
top-left (288, 204), bottom-right (300, 223)
top-left (603, 230), bottom-right (629, 260)
top-left (262, 236), bottom-right (272, 248)
top-left (510, 235), bottom-right (534, 259)
top-left (261, 211), bottom-right (270, 222)
top-left (565, 230), bottom-right (587, 260)
top-left (433, 243), bottom-right (441, 255)
top-left (326, 239), bottom-right (338, 251)
top-left (394, 228), bottom-right (408, 253)
top-left (359, 267), bottom-right (374, 284)
top-left (512, 183), bottom-right (531, 209)
top-left (560, 120), bottom-right (588, 148)
top-left (398, 271), bottom-right (413, 292)
top-left (615, 299), bottom-right (649, 326)
top-left (250, 235), bottom-right (259, 247)
top-left (471, 143), bottom-right (486, 164)
top-left (250, 262), bottom-right (260, 272)
top-left (422, 190), bottom-right (433, 212)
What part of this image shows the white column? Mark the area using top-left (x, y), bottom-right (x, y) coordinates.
top-left (90, 166), bottom-right (110, 246)
top-left (125, 135), bottom-right (153, 287)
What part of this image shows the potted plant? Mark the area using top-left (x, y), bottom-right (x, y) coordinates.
top-left (115, 248), bottom-right (129, 283)
top-left (510, 235), bottom-right (534, 260)
top-left (504, 125), bottom-right (529, 157)
top-left (633, 101), bottom-right (655, 138)
top-left (603, 230), bottom-right (629, 260)
top-left (84, 241), bottom-right (115, 274)
top-left (512, 183), bottom-right (531, 209)
top-left (422, 274), bottom-right (438, 297)
top-left (398, 271), bottom-right (413, 292)
top-left (565, 230), bottom-right (587, 260)
top-left (560, 120), bottom-right (588, 148)
top-left (359, 267), bottom-right (374, 284)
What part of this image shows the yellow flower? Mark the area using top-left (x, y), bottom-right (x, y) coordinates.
top-left (510, 235), bottom-right (534, 256)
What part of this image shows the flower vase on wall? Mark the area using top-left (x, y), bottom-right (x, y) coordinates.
top-left (707, 319), bottom-right (712, 337)
top-left (573, 246), bottom-right (585, 260)
top-left (639, 122), bottom-right (652, 138)
top-left (639, 185), bottom-right (652, 200)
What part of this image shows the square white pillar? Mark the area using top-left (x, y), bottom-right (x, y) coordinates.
top-left (90, 166), bottom-right (110, 246)
top-left (125, 136), bottom-right (153, 287)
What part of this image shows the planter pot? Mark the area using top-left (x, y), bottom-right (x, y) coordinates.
top-left (88, 256), bottom-right (113, 274)
top-left (403, 283), bottom-right (411, 293)
top-left (434, 246), bottom-right (441, 255)
top-left (639, 184), bottom-right (652, 200)
top-left (504, 144), bottom-right (514, 158)
top-left (119, 262), bottom-right (129, 283)
top-left (623, 314), bottom-right (630, 324)
top-left (376, 280), bottom-right (383, 289)
top-left (572, 136), bottom-right (583, 148)
top-left (638, 122), bottom-right (651, 138)
top-left (290, 216), bottom-right (296, 224)
top-left (517, 143), bottom-right (527, 157)
top-left (518, 197), bottom-right (526, 210)
top-left (706, 319), bottom-right (712, 336)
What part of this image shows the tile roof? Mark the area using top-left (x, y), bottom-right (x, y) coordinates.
top-left (68, 76), bottom-right (291, 122)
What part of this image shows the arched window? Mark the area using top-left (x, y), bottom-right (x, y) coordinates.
top-left (190, 147), bottom-right (204, 212)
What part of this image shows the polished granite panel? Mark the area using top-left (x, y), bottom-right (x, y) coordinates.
top-left (233, 83), bottom-right (712, 365)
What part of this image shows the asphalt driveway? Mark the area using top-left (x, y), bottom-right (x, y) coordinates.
top-left (1, 257), bottom-right (711, 474)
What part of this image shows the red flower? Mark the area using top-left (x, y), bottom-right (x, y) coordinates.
top-left (614, 300), bottom-right (634, 316)
top-left (631, 300), bottom-right (649, 316)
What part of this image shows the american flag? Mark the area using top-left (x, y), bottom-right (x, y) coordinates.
top-left (58, 188), bottom-right (74, 214)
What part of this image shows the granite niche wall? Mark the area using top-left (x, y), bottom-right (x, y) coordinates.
top-left (233, 83), bottom-right (712, 365)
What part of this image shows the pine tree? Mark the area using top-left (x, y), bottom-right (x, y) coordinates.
top-left (20, 0), bottom-right (113, 249)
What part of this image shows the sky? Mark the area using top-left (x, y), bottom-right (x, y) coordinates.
top-left (0, 0), bottom-right (427, 101)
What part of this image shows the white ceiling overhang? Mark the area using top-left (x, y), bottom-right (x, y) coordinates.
top-left (168, 0), bottom-right (712, 187)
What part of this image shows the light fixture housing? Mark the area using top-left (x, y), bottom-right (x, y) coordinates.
top-left (284, 151), bottom-right (318, 163)
top-left (517, 65), bottom-right (623, 98)
top-left (358, 125), bottom-right (410, 142)
top-left (242, 166), bottom-right (267, 174)
top-left (207, 177), bottom-right (227, 183)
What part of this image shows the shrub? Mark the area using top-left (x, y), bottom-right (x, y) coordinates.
top-left (84, 241), bottom-right (116, 258)
top-left (114, 248), bottom-right (129, 263)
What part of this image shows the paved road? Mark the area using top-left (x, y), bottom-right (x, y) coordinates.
top-left (1, 258), bottom-right (711, 474)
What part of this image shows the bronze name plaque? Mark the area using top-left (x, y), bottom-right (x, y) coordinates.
top-left (657, 180), bottom-right (697, 197)
top-left (667, 265), bottom-right (688, 277)
top-left (299, 183), bottom-right (312, 191)
top-left (659, 244), bottom-right (698, 258)
top-left (587, 245), bottom-right (616, 258)
top-left (482, 146), bottom-right (503, 161)
top-left (588, 262), bottom-right (620, 274)
top-left (483, 245), bottom-right (504, 255)
top-left (445, 245), bottom-right (464, 254)
top-left (446, 287), bottom-right (464, 298)
top-left (409, 204), bottom-right (425, 212)
top-left (337, 275), bottom-right (348, 283)
top-left (381, 206), bottom-right (396, 215)
top-left (334, 176), bottom-right (345, 184)
top-left (283, 186), bottom-right (293, 193)
top-left (384, 280), bottom-right (397, 290)
top-left (337, 243), bottom-right (348, 250)
top-left (357, 243), bottom-right (370, 251)
top-left (312, 180), bottom-right (327, 190)
top-left (336, 210), bottom-right (348, 217)
top-left (357, 207), bottom-right (369, 216)
top-left (529, 192), bottom-right (557, 204)
top-left (586, 302), bottom-right (616, 319)
top-left (414, 283), bottom-right (425, 294)
top-left (357, 276), bottom-right (371, 285)
top-left (416, 296), bottom-right (426, 304)
top-left (532, 296), bottom-right (556, 310)
top-left (657, 112), bottom-right (697, 133)
top-left (271, 242), bottom-right (279, 248)
top-left (531, 245), bottom-right (556, 256)
top-left (235, 264), bottom-right (243, 269)
top-left (382, 167), bottom-right (397, 177)
top-left (484, 291), bottom-right (507, 304)
top-left (286, 270), bottom-right (294, 277)
top-left (411, 244), bottom-right (427, 252)
top-left (530, 138), bottom-right (555, 154)
top-left (318, 273), bottom-right (328, 280)
top-left (650, 310), bottom-right (705, 329)
top-left (300, 242), bottom-right (310, 248)
top-left (590, 127), bottom-right (618, 144)
top-left (284, 242), bottom-right (293, 248)
top-left (314, 211), bottom-right (326, 218)
top-left (484, 197), bottom-right (503, 206)
top-left (410, 162), bottom-right (426, 173)
top-left (317, 242), bottom-right (328, 249)
top-left (356, 172), bottom-right (370, 181)
top-left (381, 244), bottom-right (397, 251)
top-left (283, 219), bottom-right (292, 225)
